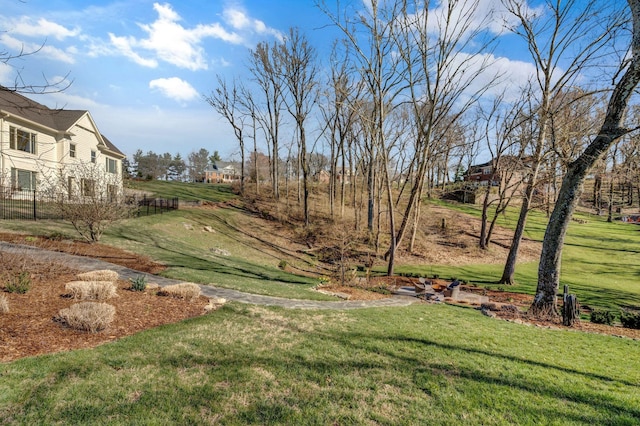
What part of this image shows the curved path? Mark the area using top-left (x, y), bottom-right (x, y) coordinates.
top-left (0, 242), bottom-right (417, 310)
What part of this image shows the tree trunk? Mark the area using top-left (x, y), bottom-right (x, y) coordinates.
top-left (499, 177), bottom-right (536, 284)
top-left (479, 184), bottom-right (491, 249)
top-left (532, 0), bottom-right (640, 315)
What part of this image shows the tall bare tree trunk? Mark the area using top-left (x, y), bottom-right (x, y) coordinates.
top-left (500, 172), bottom-right (539, 284)
top-left (532, 0), bottom-right (640, 316)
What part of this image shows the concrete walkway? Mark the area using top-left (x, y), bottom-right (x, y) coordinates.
top-left (0, 242), bottom-right (417, 310)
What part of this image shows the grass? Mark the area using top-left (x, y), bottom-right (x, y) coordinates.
top-left (1, 183), bottom-right (639, 423)
top-left (103, 210), bottom-right (332, 300)
top-left (0, 211), bottom-right (332, 301)
top-left (411, 200), bottom-right (640, 311)
top-left (1, 302), bottom-right (638, 424)
top-left (126, 180), bottom-right (237, 202)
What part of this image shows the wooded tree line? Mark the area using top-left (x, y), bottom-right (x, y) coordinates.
top-left (207, 0), bottom-right (640, 317)
top-left (129, 148), bottom-right (223, 182)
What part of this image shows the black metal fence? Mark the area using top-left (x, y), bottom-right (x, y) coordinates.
top-left (0, 191), bottom-right (179, 220)
top-left (134, 195), bottom-right (179, 217)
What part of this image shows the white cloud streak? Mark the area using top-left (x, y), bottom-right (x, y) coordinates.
top-left (108, 2), bottom-right (282, 70)
top-left (3, 16), bottom-right (80, 40)
top-left (0, 34), bottom-right (76, 64)
top-left (149, 77), bottom-right (199, 102)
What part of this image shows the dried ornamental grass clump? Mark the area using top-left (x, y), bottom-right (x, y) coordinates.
top-left (0, 294), bottom-right (9, 314)
top-left (65, 281), bottom-right (117, 300)
top-left (57, 302), bottom-right (115, 332)
top-left (158, 283), bottom-right (201, 301)
top-left (76, 270), bottom-right (119, 282)
top-left (204, 297), bottom-right (227, 312)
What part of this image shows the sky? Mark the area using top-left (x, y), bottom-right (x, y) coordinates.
top-left (0, 0), bottom-right (625, 162)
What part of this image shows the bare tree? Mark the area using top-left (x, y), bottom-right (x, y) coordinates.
top-left (248, 41), bottom-right (285, 199)
top-left (499, 0), bottom-right (626, 285)
top-left (389, 0), bottom-right (500, 257)
top-left (532, 0), bottom-right (640, 317)
top-left (238, 87), bottom-right (261, 195)
top-left (318, 0), bottom-right (408, 275)
top-left (319, 41), bottom-right (361, 219)
top-left (475, 95), bottom-right (527, 250)
top-left (206, 77), bottom-right (247, 193)
top-left (2, 44), bottom-right (71, 94)
top-left (278, 28), bottom-right (318, 226)
top-left (46, 162), bottom-right (134, 243)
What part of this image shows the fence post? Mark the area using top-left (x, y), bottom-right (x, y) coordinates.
top-left (33, 190), bottom-right (37, 220)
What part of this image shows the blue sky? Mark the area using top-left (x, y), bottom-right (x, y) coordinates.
top-left (1, 0), bottom-right (331, 160)
top-left (0, 0), bottom-right (624, 162)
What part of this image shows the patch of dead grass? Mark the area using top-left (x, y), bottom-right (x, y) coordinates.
top-left (56, 302), bottom-right (116, 333)
top-left (157, 283), bottom-right (201, 301)
top-left (65, 281), bottom-right (117, 301)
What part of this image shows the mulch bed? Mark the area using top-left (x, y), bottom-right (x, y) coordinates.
top-left (0, 234), bottom-right (209, 363)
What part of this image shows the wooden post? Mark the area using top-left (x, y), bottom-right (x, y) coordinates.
top-left (562, 285), bottom-right (578, 326)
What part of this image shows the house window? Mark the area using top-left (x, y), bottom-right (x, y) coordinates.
top-left (81, 178), bottom-right (95, 197)
top-left (11, 168), bottom-right (37, 192)
top-left (91, 150), bottom-right (96, 163)
top-left (70, 143), bottom-right (76, 158)
top-left (106, 158), bottom-right (117, 174)
top-left (9, 126), bottom-right (37, 155)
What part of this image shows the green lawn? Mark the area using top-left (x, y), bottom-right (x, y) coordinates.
top-left (409, 201), bottom-right (640, 311)
top-left (1, 303), bottom-right (638, 424)
top-left (126, 180), bottom-right (238, 202)
top-left (1, 185), bottom-right (639, 424)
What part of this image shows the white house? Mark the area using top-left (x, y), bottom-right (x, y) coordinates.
top-left (0, 88), bottom-right (125, 198)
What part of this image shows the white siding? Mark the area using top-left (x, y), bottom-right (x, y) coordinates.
top-left (1, 111), bottom-right (122, 194)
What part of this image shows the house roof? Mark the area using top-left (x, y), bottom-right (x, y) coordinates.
top-left (0, 87), bottom-right (124, 158)
top-left (0, 87), bottom-right (85, 133)
top-left (205, 161), bottom-right (239, 172)
top-left (100, 134), bottom-right (124, 157)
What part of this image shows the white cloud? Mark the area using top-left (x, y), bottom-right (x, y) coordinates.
top-left (4, 16), bottom-right (80, 40)
top-left (108, 2), bottom-right (282, 70)
top-left (0, 34), bottom-right (76, 64)
top-left (223, 7), bottom-right (283, 40)
top-left (108, 33), bottom-right (159, 68)
top-left (149, 77), bottom-right (199, 102)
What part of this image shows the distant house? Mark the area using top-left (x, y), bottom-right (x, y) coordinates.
top-left (463, 160), bottom-right (496, 186)
top-left (463, 156), bottom-right (528, 187)
top-left (0, 87), bottom-right (125, 197)
top-left (204, 162), bottom-right (240, 183)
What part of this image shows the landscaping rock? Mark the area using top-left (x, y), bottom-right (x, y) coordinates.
top-left (210, 247), bottom-right (230, 256)
top-left (481, 307), bottom-right (497, 318)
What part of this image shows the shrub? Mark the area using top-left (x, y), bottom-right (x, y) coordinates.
top-left (590, 309), bottom-right (616, 325)
top-left (77, 270), bottom-right (119, 282)
top-left (158, 283), bottom-right (201, 301)
top-left (65, 281), bottom-right (117, 300)
top-left (5, 271), bottom-right (31, 294)
top-left (620, 310), bottom-right (640, 329)
top-left (0, 294), bottom-right (8, 314)
top-left (129, 275), bottom-right (148, 291)
top-left (278, 260), bottom-right (287, 270)
top-left (57, 302), bottom-right (115, 332)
